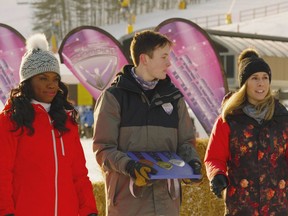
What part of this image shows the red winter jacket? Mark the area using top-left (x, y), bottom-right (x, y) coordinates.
top-left (0, 103), bottom-right (98, 216)
top-left (204, 116), bottom-right (230, 181)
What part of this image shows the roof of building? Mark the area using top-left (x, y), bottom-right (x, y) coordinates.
top-left (207, 29), bottom-right (288, 58)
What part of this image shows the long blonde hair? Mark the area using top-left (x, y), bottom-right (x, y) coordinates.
top-left (221, 84), bottom-right (275, 122)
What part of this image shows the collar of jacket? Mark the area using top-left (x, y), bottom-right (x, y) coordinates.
top-left (111, 65), bottom-right (183, 104)
top-left (227, 99), bottom-right (288, 124)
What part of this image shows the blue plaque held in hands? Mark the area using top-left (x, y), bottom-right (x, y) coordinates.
top-left (127, 151), bottom-right (202, 180)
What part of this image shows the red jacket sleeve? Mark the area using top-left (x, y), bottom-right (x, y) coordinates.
top-left (204, 116), bottom-right (230, 181)
top-left (0, 113), bottom-right (17, 215)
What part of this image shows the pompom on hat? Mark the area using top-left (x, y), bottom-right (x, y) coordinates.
top-left (19, 33), bottom-right (60, 82)
top-left (238, 48), bottom-right (271, 87)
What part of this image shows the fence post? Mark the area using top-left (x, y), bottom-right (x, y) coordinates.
top-left (225, 13), bottom-right (232, 24)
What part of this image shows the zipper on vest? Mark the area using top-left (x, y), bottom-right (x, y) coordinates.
top-left (38, 105), bottom-right (59, 216)
top-left (51, 129), bottom-right (59, 216)
top-left (47, 114), bottom-right (59, 216)
top-left (141, 92), bottom-right (150, 106)
top-left (58, 131), bottom-right (65, 156)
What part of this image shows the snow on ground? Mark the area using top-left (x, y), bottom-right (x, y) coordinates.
top-left (211, 11), bottom-right (288, 37)
top-left (81, 138), bottom-right (104, 183)
top-left (101, 0), bottom-right (288, 39)
top-left (1, 0), bottom-right (288, 39)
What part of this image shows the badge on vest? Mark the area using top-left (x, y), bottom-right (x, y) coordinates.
top-left (162, 102), bottom-right (173, 115)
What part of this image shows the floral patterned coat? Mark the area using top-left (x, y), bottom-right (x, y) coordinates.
top-left (205, 101), bottom-right (288, 216)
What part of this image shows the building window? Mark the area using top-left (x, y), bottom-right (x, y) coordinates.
top-left (219, 54), bottom-right (235, 78)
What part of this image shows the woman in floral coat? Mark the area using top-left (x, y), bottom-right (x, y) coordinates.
top-left (204, 48), bottom-right (288, 215)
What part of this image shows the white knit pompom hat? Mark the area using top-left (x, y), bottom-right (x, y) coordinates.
top-left (19, 33), bottom-right (60, 82)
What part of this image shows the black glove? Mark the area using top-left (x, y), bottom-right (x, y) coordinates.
top-left (188, 160), bottom-right (202, 175)
top-left (210, 174), bottom-right (228, 198)
top-left (182, 160), bottom-right (202, 184)
top-left (126, 160), bottom-right (157, 187)
top-left (5, 214), bottom-right (15, 216)
top-left (88, 214), bottom-right (98, 216)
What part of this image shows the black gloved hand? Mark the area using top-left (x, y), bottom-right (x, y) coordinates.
top-left (88, 214), bottom-right (98, 216)
top-left (126, 160), bottom-right (158, 187)
top-left (182, 160), bottom-right (202, 184)
top-left (210, 174), bottom-right (228, 198)
top-left (188, 160), bottom-right (202, 175)
top-left (5, 214), bottom-right (15, 216)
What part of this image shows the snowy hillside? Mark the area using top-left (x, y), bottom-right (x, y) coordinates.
top-left (1, 0), bottom-right (288, 39)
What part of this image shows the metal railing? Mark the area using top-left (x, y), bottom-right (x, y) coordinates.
top-left (190, 1), bottom-right (288, 29)
top-left (191, 13), bottom-right (227, 28)
top-left (239, 2), bottom-right (288, 22)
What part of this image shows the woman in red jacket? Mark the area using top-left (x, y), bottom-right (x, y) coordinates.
top-left (0, 33), bottom-right (98, 216)
top-left (205, 48), bottom-right (288, 215)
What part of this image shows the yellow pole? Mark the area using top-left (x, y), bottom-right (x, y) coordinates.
top-left (178, 0), bottom-right (186, 10)
top-left (225, 13), bottom-right (232, 24)
top-left (51, 33), bottom-right (58, 53)
top-left (127, 24), bottom-right (133, 34)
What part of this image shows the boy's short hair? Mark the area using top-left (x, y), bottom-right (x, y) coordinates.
top-left (130, 30), bottom-right (173, 66)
